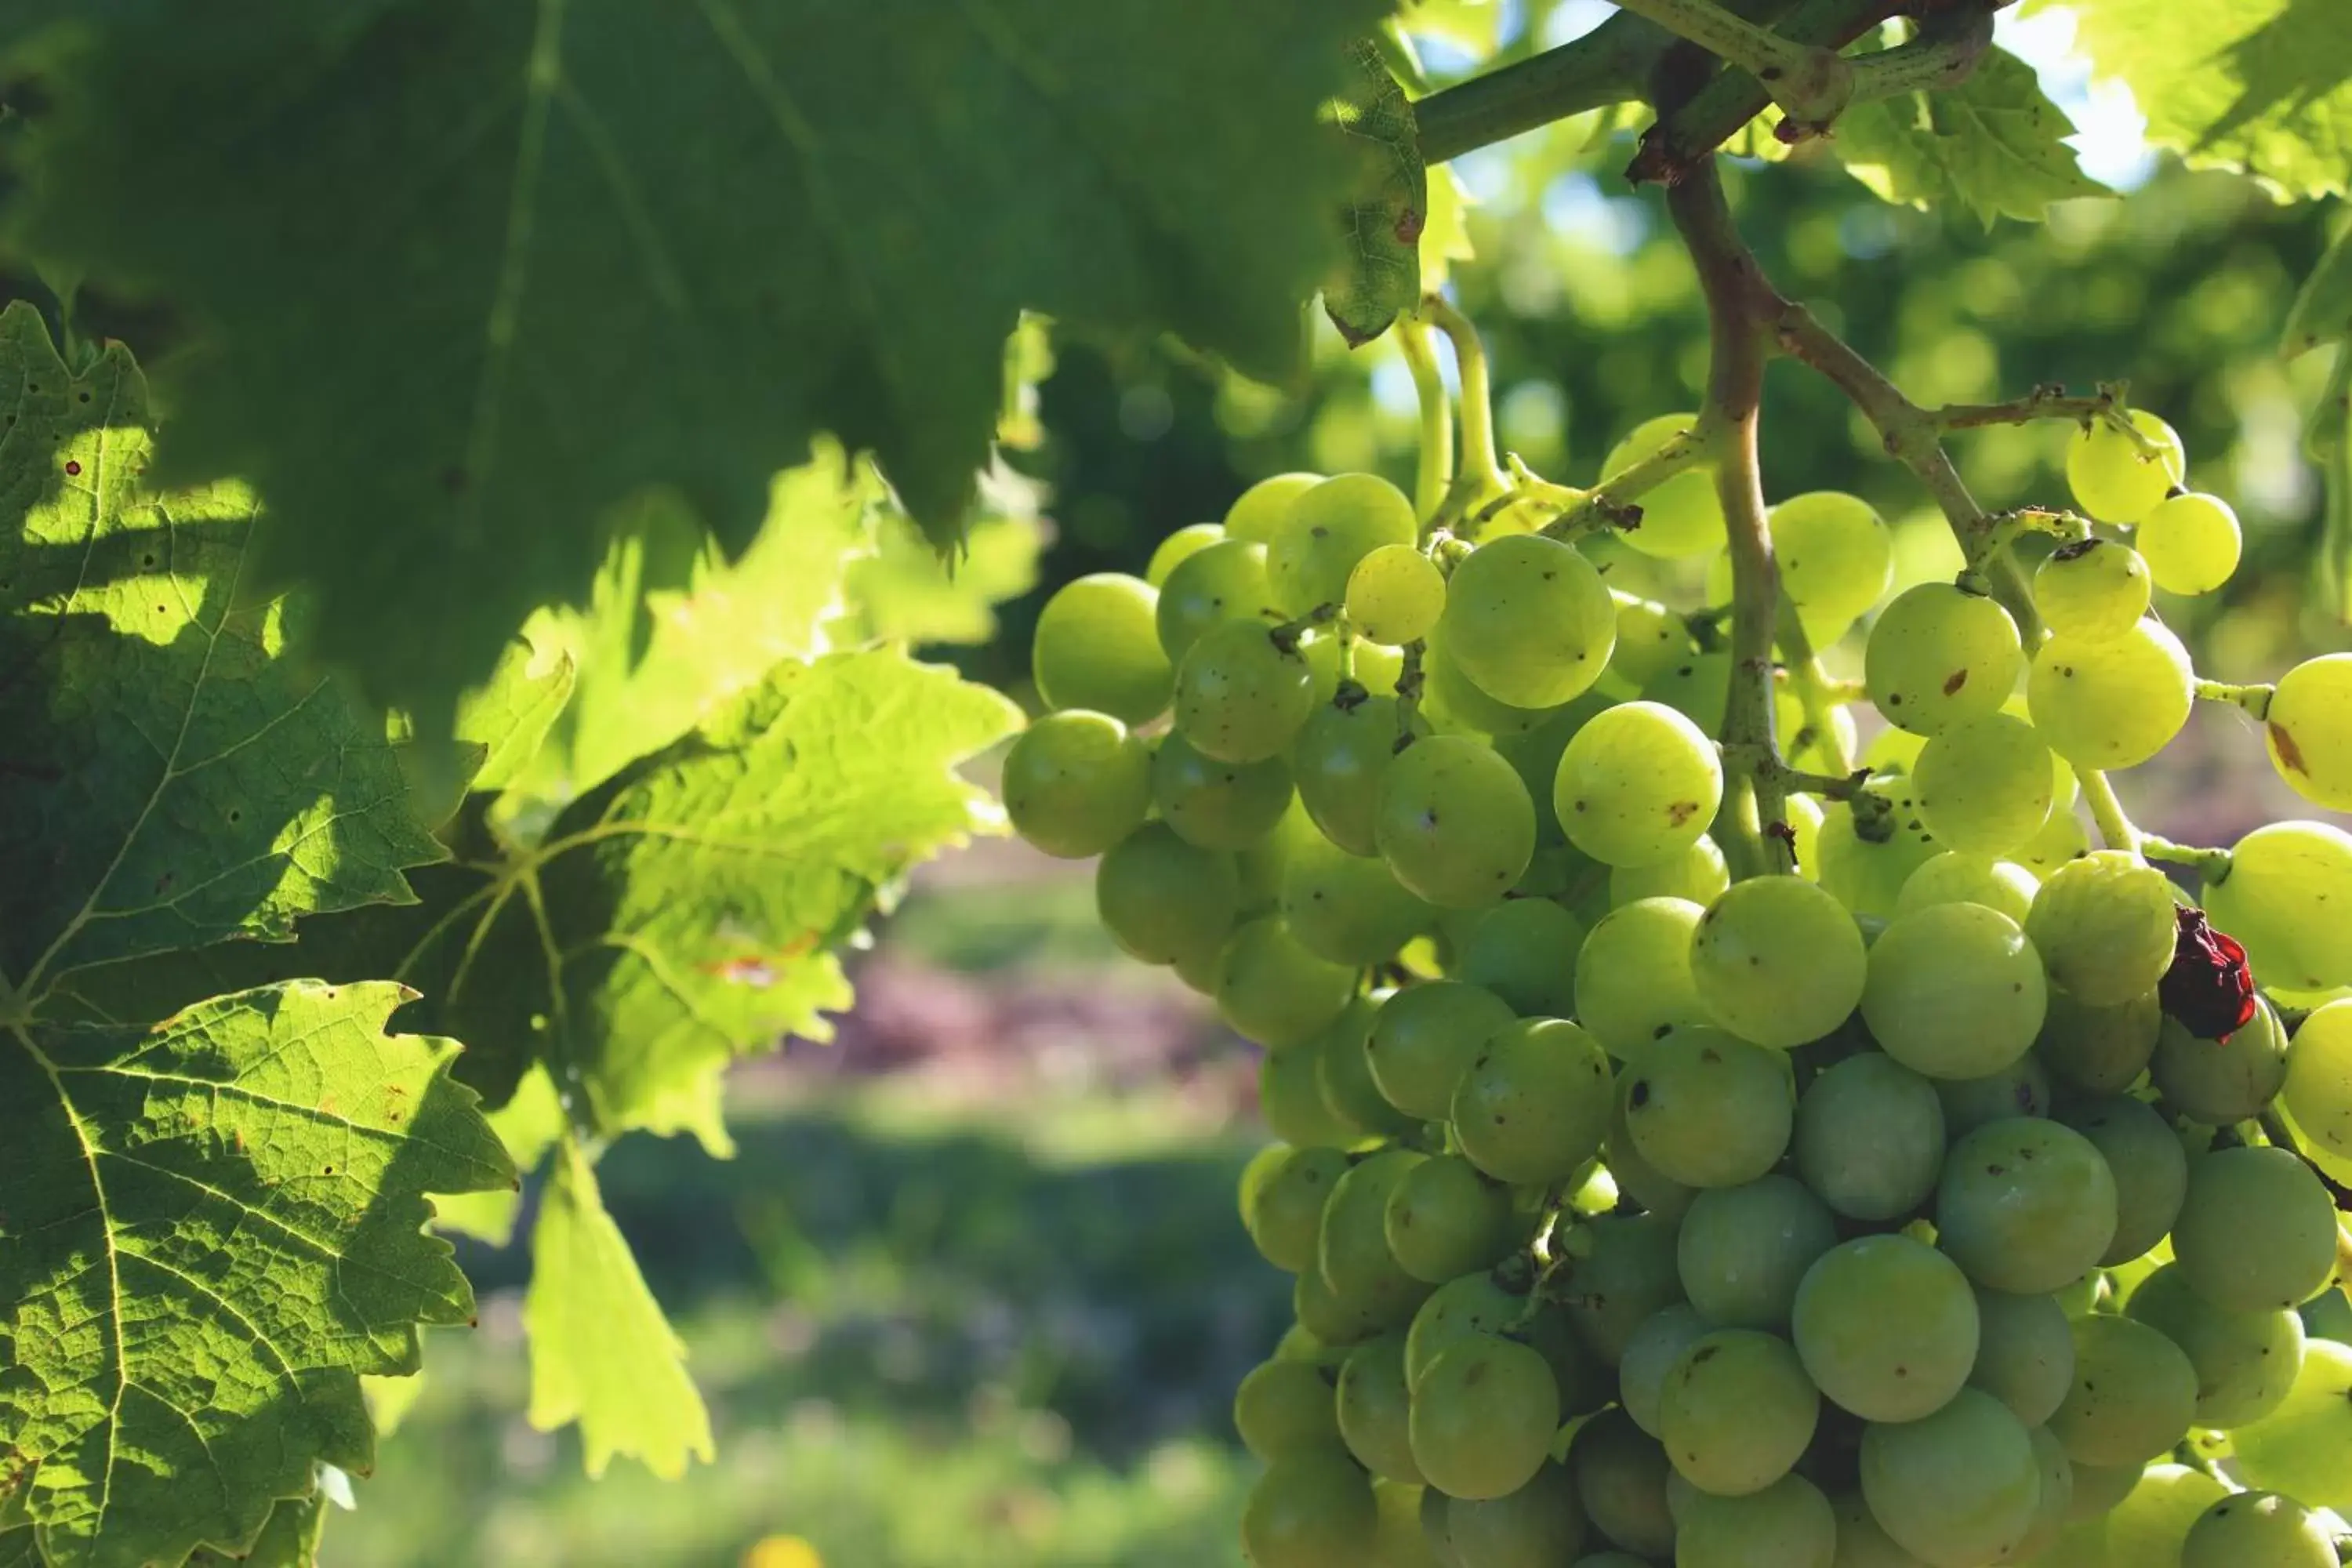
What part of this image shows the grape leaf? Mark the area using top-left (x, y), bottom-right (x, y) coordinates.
top-left (0, 0), bottom-right (1389, 714)
top-left (1831, 44), bottom-right (2108, 224)
top-left (2285, 223), bottom-right (2352, 361)
top-left (524, 1142), bottom-right (712, 1480)
top-left (841, 476), bottom-right (1045, 650)
top-left (1324, 38), bottom-right (1426, 347)
top-left (427, 1065), bottom-right (566, 1247)
top-left (0, 980), bottom-right (513, 1568)
top-left (186, 1490), bottom-right (325, 1568)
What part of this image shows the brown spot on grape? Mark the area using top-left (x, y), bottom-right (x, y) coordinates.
top-left (1668, 800), bottom-right (1698, 825)
top-left (2271, 721), bottom-right (2307, 776)
top-left (1943, 669), bottom-right (1969, 697)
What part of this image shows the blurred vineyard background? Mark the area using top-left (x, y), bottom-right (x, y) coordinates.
top-left (336, 8), bottom-right (2347, 1563)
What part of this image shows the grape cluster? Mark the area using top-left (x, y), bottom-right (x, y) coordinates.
top-left (1007, 414), bottom-right (2352, 1568)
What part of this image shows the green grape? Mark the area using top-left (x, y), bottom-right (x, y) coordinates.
top-left (2035, 536), bottom-right (2154, 641)
top-left (2282, 998), bottom-right (2352, 1160)
top-left (1969, 1287), bottom-right (2076, 1429)
top-left (1772, 491), bottom-right (1895, 627)
top-left (2024, 850), bottom-right (2179, 1007)
top-left (1248, 1146), bottom-right (1352, 1271)
top-left (1386, 1155), bottom-right (1517, 1286)
top-left (1790, 792), bottom-right (1826, 873)
top-left (2203, 822), bottom-right (2352, 992)
top-left (1452, 1018), bottom-right (1613, 1184)
top-left (1348, 543), bottom-right (1447, 646)
top-left (1600, 413), bottom-right (1724, 559)
top-left (2027, 622), bottom-right (2195, 768)
top-left (1933, 1051), bottom-right (2051, 1136)
top-left (1623, 1025), bottom-right (1793, 1188)
top-left (2103, 1463), bottom-right (2229, 1567)
top-left (1228, 471), bottom-right (1325, 543)
top-left (1318, 1000), bottom-right (1422, 1143)
top-left (1438, 535), bottom-right (1617, 709)
top-left (2136, 492), bottom-right (2241, 596)
top-left (1864, 583), bottom-right (2023, 737)
top-left (1241, 1141), bottom-right (1287, 1223)
top-left (1861, 902), bottom-right (2047, 1080)
top-left (1862, 723), bottom-right (1927, 775)
top-left (1794, 1052), bottom-right (1947, 1221)
top-left (1678, 1175), bottom-right (1838, 1331)
top-left (1244, 1450), bottom-right (1381, 1568)
top-left (2151, 1000), bottom-right (2288, 1125)
top-left (1860, 1388), bottom-right (2040, 1568)
top-left (1262, 1044), bottom-right (1358, 1152)
top-left (1635, 650), bottom-right (1849, 769)
top-left (1371, 1479), bottom-right (1431, 1568)
top-left (1690, 876), bottom-right (1868, 1049)
top-left (1487, 700), bottom-right (1602, 848)
top-left (1377, 736), bottom-right (1539, 909)
top-left (1575, 896), bottom-right (1707, 1060)
top-left (2011, 1423), bottom-right (2077, 1563)
top-left (1340, 1333), bottom-right (1427, 1485)
top-left (1240, 797), bottom-right (1323, 912)
top-left (1218, 916), bottom-right (1357, 1049)
top-left (1403, 1271), bottom-right (1595, 1411)
top-left (1791, 1235), bottom-right (1979, 1422)
top-left (1894, 851), bottom-right (2038, 924)
top-left (2299, 1285), bottom-right (2352, 1345)
top-left (2181, 1492), bottom-right (2339, 1568)
top-left (1032, 572), bottom-right (1174, 724)
top-left (1828, 1490), bottom-right (1930, 1568)
top-left (1677, 1472), bottom-right (1837, 1568)
top-left (1411, 1337), bottom-right (1562, 1501)
top-left (1322, 1152), bottom-right (1440, 1334)
top-left (1285, 834), bottom-right (1438, 967)
top-left (1298, 1258), bottom-right (1388, 1347)
top-left (1551, 700), bottom-right (1723, 868)
top-left (1270, 474), bottom-right (1421, 617)
top-left (1557, 1212), bottom-right (1687, 1366)
top-left (2049, 1313), bottom-right (2199, 1466)
top-left (1367, 981), bottom-right (1517, 1121)
top-left (2066, 409), bottom-right (2187, 524)
top-left (1000, 711), bottom-right (1152, 858)
top-left (2036, 983), bottom-right (2163, 1092)
top-left (1570, 1410), bottom-right (1678, 1556)
top-left (1657, 1328), bottom-right (1820, 1497)
top-left (1294, 695), bottom-right (1416, 858)
top-left (1606, 1072), bottom-right (1697, 1223)
top-left (1816, 777), bottom-right (1946, 921)
top-left (1936, 1117), bottom-right (2121, 1294)
top-left (2266, 654), bottom-right (2352, 811)
top-left (2060, 1094), bottom-right (2187, 1266)
top-left (1618, 1303), bottom-right (1711, 1436)
top-left (1609, 833), bottom-right (1729, 908)
top-left (1609, 593), bottom-right (1697, 689)
top-left (2171, 1145), bottom-right (2339, 1313)
top-left (1152, 731), bottom-right (1294, 849)
top-left (1421, 630), bottom-right (1564, 738)
top-left (2125, 1262), bottom-right (2307, 1429)
top-left (1450, 898), bottom-right (1584, 1018)
top-left (1910, 712), bottom-right (2055, 857)
top-left (1097, 823), bottom-right (1240, 967)
top-left (1175, 617), bottom-right (1316, 763)
top-left (1237, 1354), bottom-right (1345, 1461)
top-left (2066, 1458), bottom-right (2144, 1523)
top-left (1156, 536), bottom-right (1273, 662)
top-left (1439, 1460), bottom-right (1588, 1568)
top-left (2013, 801), bottom-right (2092, 880)
top-left (1145, 520), bottom-right (1225, 587)
top-left (2232, 1339), bottom-right (2352, 1509)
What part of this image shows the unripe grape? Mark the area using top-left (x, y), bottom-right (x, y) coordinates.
top-left (1246, 1146), bottom-right (1352, 1271)
top-left (1678, 1175), bottom-right (1837, 1330)
top-left (2065, 408), bottom-right (2186, 524)
top-left (1619, 1305), bottom-right (1711, 1435)
top-left (2136, 491), bottom-right (2241, 595)
top-left (1609, 593), bottom-right (1696, 688)
top-left (1792, 1235), bottom-right (1979, 1422)
top-left (1347, 543), bottom-right (1446, 645)
top-left (2023, 850), bottom-right (2177, 1006)
top-left (1967, 1287), bottom-right (2076, 1428)
top-left (1385, 1155), bottom-right (1517, 1285)
top-left (1936, 1119), bottom-right (2118, 1295)
top-left (1366, 980), bottom-right (1516, 1121)
top-left (1215, 916), bottom-right (1356, 1049)
top-left (1439, 1460), bottom-right (1590, 1566)
top-left (1451, 1017), bottom-right (1613, 1184)
top-left (1269, 473), bottom-right (1420, 617)
top-left (1375, 736), bottom-right (1538, 909)
top-left (2049, 1313), bottom-right (2199, 1466)
top-left (1599, 413), bottom-right (1723, 558)
top-left (2203, 821), bottom-right (2352, 993)
top-left (1657, 1328), bottom-right (1819, 1497)
top-left (1574, 896), bottom-right (1708, 1060)
top-left (2027, 619), bottom-right (2194, 768)
top-left (2264, 653), bottom-right (2352, 811)
top-left (1622, 1025), bottom-right (1792, 1188)
top-left (1769, 490), bottom-right (1894, 626)
top-left (1226, 471), bottom-right (1323, 543)
top-left (1151, 731), bottom-right (1293, 849)
top-left (1864, 583), bottom-right (2022, 737)
top-left (1282, 833), bottom-right (1436, 967)
top-left (1000, 710), bottom-right (1152, 858)
top-left (1032, 572), bottom-right (1172, 723)
top-left (1862, 902), bottom-right (2047, 1080)
top-left (2180, 1492), bottom-right (2339, 1568)
top-left (1689, 876), bottom-right (1867, 1049)
top-left (1551, 700), bottom-right (1723, 868)
top-left (1259, 1036), bottom-right (1356, 1150)
top-left (1450, 896), bottom-right (1584, 1018)
top-left (1569, 1410), bottom-right (1677, 1555)
top-left (1174, 617), bottom-right (1316, 762)
top-left (1234, 1355), bottom-right (1345, 1463)
top-left (2281, 997), bottom-right (2352, 1161)
top-left (2034, 535), bottom-right (2152, 641)
top-left (1438, 535), bottom-right (1617, 709)
top-left (1860, 1388), bottom-right (2041, 1567)
top-left (2171, 1145), bottom-right (2338, 1313)
top-left (1145, 521), bottom-right (1225, 587)
top-left (1895, 851), bottom-right (2038, 924)
top-left (2061, 1093), bottom-right (2187, 1266)
top-left (2125, 1263), bottom-right (2307, 1429)
top-left (1243, 1450), bottom-right (1380, 1567)
top-left (1096, 822), bottom-right (1240, 967)
top-left (1337, 1333), bottom-right (1425, 1484)
top-left (1609, 833), bottom-right (1729, 907)
top-left (1315, 1000), bottom-right (1421, 1142)
top-left (2150, 998), bottom-right (2288, 1125)
top-left (1674, 1472), bottom-right (1836, 1568)
top-left (1411, 1338), bottom-right (1561, 1501)
top-left (1793, 1052), bottom-right (1946, 1221)
top-left (1910, 711), bottom-right (2056, 857)
top-left (1156, 536), bottom-right (1272, 662)
top-left (2230, 1341), bottom-right (2352, 1512)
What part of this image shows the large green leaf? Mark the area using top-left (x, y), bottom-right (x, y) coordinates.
top-left (1323, 38), bottom-right (1425, 347)
top-left (1831, 43), bottom-right (2108, 224)
top-left (0, 0), bottom-right (1388, 713)
top-left (0, 980), bottom-right (513, 1568)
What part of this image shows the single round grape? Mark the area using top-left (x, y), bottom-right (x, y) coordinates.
top-left (2027, 622), bottom-right (2194, 768)
top-left (1439, 1459), bottom-right (1588, 1568)
top-left (2013, 801), bottom-right (2091, 880)
top-left (1152, 731), bottom-right (1293, 849)
top-left (1452, 1018), bottom-right (1613, 1185)
top-left (1678, 1175), bottom-right (1838, 1331)
top-left (1894, 851), bottom-right (2038, 924)
top-left (2035, 536), bottom-right (2153, 642)
top-left (1096, 823), bottom-right (1240, 967)
top-left (1376, 736), bottom-right (1538, 909)
top-left (1174, 617), bottom-right (1316, 763)
top-left (1551, 700), bottom-right (1723, 869)
top-left (1316, 1000), bottom-right (1421, 1143)
top-left (2060, 1094), bottom-right (2187, 1266)
top-left (1864, 583), bottom-right (2023, 737)
top-left (1968, 1286), bottom-right (2076, 1429)
top-left (2283, 999), bottom-right (2352, 1160)
top-left (2266, 653), bottom-right (2352, 811)
top-left (1237, 1354), bottom-right (1345, 1461)
top-left (1156, 536), bottom-right (1273, 662)
top-left (1247, 1145), bottom-right (1352, 1271)
top-left (2172, 1145), bottom-right (2339, 1313)
top-left (1403, 1272), bottom-right (1526, 1387)
top-left (1623, 1025), bottom-right (1794, 1189)
top-left (1243, 1450), bottom-right (1381, 1568)
top-left (1386, 1154), bottom-right (1517, 1286)
top-left (1862, 902), bottom-right (2048, 1080)
top-left (2038, 983), bottom-right (2162, 1093)
top-left (1618, 1303), bottom-right (1711, 1436)
top-left (1609, 834), bottom-right (1729, 908)
top-left (1910, 712), bottom-right (2055, 857)
top-left (1236, 796), bottom-right (1319, 911)
top-left (1411, 1337), bottom-right (1563, 1501)
top-left (2182, 1492), bottom-right (2338, 1568)
top-left (1936, 1119), bottom-right (2119, 1294)
top-left (1321, 1152), bottom-right (1439, 1334)
top-left (2103, 1463), bottom-right (2230, 1566)
top-left (1676, 1472), bottom-right (1837, 1568)
top-left (1338, 1333), bottom-right (1426, 1485)
top-left (1606, 1073), bottom-right (1697, 1224)
top-left (1450, 898), bottom-right (1583, 1018)
top-left (1609, 593), bottom-right (1696, 689)
top-left (1348, 543), bottom-right (1446, 646)
top-left (2204, 822), bottom-right (2352, 993)
top-left (1860, 1388), bottom-right (2041, 1568)
top-left (1000, 711), bottom-right (1151, 858)
top-left (1933, 1050), bottom-right (2051, 1136)
top-left (1296, 1254), bottom-right (1388, 1347)
top-left (1293, 695), bottom-right (1414, 858)
top-left (1794, 1052), bottom-right (1947, 1221)
top-left (1600, 414), bottom-right (1724, 559)
top-left (1145, 520), bottom-right (1225, 587)
top-left (2152, 999), bottom-right (2289, 1125)
top-left (2232, 1339), bottom-right (2352, 1510)
top-left (1792, 1235), bottom-right (1980, 1422)
top-left (2137, 491), bottom-right (2241, 596)
top-left (1570, 1410), bottom-right (1679, 1557)
top-left (1816, 778), bottom-right (1946, 921)
top-left (1032, 572), bottom-right (1174, 724)
top-left (1690, 876), bottom-right (1868, 1049)
top-left (2049, 1312), bottom-right (2199, 1466)
top-left (1556, 1212), bottom-right (1687, 1367)
top-left (2126, 1262), bottom-right (2307, 1429)
top-left (2066, 409), bottom-right (2187, 524)
top-left (1827, 1490), bottom-right (1930, 1568)
top-left (1283, 833), bottom-right (1436, 967)
top-left (1488, 699), bottom-right (1599, 848)
top-left (1217, 916), bottom-right (1357, 1049)
top-left (1367, 981), bottom-right (1517, 1121)
top-left (1226, 472), bottom-right (1324, 543)
top-left (1575, 897), bottom-right (1707, 1060)
top-left (1771, 490), bottom-right (1894, 628)
top-left (2024, 850), bottom-right (2179, 1007)
top-left (1439, 535), bottom-right (1617, 709)
top-left (1657, 1328), bottom-right (1820, 1497)
top-left (1261, 1045), bottom-right (1357, 1152)
top-left (1269, 474), bottom-right (1420, 618)
top-left (1421, 630), bottom-right (1566, 738)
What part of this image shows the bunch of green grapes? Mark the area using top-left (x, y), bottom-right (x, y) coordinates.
top-left (1009, 408), bottom-right (2352, 1568)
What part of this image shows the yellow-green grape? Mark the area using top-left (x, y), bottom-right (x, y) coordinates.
top-left (2026, 621), bottom-right (2194, 769)
top-left (1227, 470), bottom-right (1323, 543)
top-left (2013, 801), bottom-right (2091, 880)
top-left (1282, 833), bottom-right (1436, 966)
top-left (1269, 473), bottom-right (1420, 617)
top-left (1610, 593), bottom-right (1697, 689)
top-left (2024, 850), bottom-right (2178, 1007)
top-left (1770, 490), bottom-right (1895, 627)
top-left (1000, 711), bottom-right (1152, 858)
top-left (2049, 1314), bottom-right (2198, 1467)
top-left (1367, 980), bottom-right (1516, 1121)
top-left (2136, 492), bottom-right (2241, 596)
top-left (1860, 722), bottom-right (1926, 775)
top-left (1260, 1038), bottom-right (1356, 1150)
top-left (1294, 695), bottom-right (1417, 858)
top-left (1610, 835), bottom-right (1730, 908)
top-left (1911, 711), bottom-right (2056, 856)
top-left (1422, 629), bottom-right (1566, 737)
top-left (1786, 794), bottom-right (1824, 880)
top-left (1247, 1145), bottom-right (1351, 1267)
top-left (2035, 536), bottom-right (2153, 642)
top-left (1146, 521), bottom-right (1225, 586)
top-left (1232, 1355), bottom-right (1343, 1461)
top-left (2171, 1145), bottom-right (2340, 1314)
top-left (1859, 1388), bottom-right (2042, 1566)
top-left (1096, 822), bottom-right (1241, 967)
top-left (1411, 1338), bottom-right (1562, 1501)
top-left (2180, 1492), bottom-right (2340, 1568)
top-left (1157, 537), bottom-right (1272, 662)
top-left (1864, 583), bottom-right (2023, 737)
top-left (1600, 413), bottom-right (1723, 558)
top-left (1690, 877), bottom-right (1868, 1049)
top-left (1552, 700), bottom-right (1724, 868)
top-left (1346, 543), bottom-right (1445, 646)
top-left (2265, 653), bottom-right (2352, 811)
top-left (1303, 630), bottom-right (1402, 706)
top-left (1656, 1328), bottom-right (1820, 1496)
top-left (2037, 985), bottom-right (2162, 1096)
top-left (1174, 618), bottom-right (1316, 763)
top-left (1032, 572), bottom-right (1173, 723)
top-left (1895, 852), bottom-right (2038, 924)
top-left (1152, 731), bottom-right (1293, 850)
top-left (2231, 1341), bottom-right (2352, 1511)
top-left (2066, 409), bottom-right (2187, 524)
top-left (1214, 915), bottom-right (1356, 1049)
top-left (1814, 775), bottom-right (1941, 923)
top-left (2281, 999), bottom-right (2352, 1162)
top-left (1375, 735), bottom-right (1538, 909)
top-left (1438, 535), bottom-right (1617, 709)
top-left (1862, 902), bottom-right (2047, 1080)
top-left (1243, 1450), bottom-right (1380, 1567)
top-left (2202, 822), bottom-right (2352, 993)
top-left (1575, 896), bottom-right (1708, 1060)
top-left (1337, 1334), bottom-right (1425, 1485)
top-left (1451, 1017), bottom-right (1613, 1184)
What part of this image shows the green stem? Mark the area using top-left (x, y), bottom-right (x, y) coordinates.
top-left (1398, 318), bottom-right (1454, 526)
top-left (1775, 602), bottom-right (1857, 775)
top-left (1417, 295), bottom-right (1512, 533)
top-left (2144, 834), bottom-right (2235, 884)
top-left (1410, 12), bottom-right (1663, 164)
top-left (1840, 4), bottom-right (1995, 110)
top-left (2194, 678), bottom-right (2275, 720)
top-left (1610, 0), bottom-right (1853, 125)
top-left (2078, 769), bottom-right (2140, 857)
top-left (1932, 384), bottom-right (2122, 433)
top-left (1395, 640), bottom-right (1428, 744)
top-left (1540, 427), bottom-right (1708, 542)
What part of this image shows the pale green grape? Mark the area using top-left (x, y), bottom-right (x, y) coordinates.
top-left (1000, 711), bottom-right (1152, 858)
top-left (1862, 902), bottom-right (2048, 1080)
top-left (2151, 1000), bottom-right (2288, 1125)
top-left (1574, 896), bottom-right (1707, 1060)
top-left (1386, 1154), bottom-right (1517, 1285)
top-left (1033, 572), bottom-right (1174, 724)
top-left (2203, 822), bottom-right (2352, 993)
top-left (2066, 1459), bottom-right (2144, 1523)
top-left (2136, 492), bottom-right (2241, 596)
top-left (1284, 833), bottom-right (1437, 966)
top-left (1606, 1073), bottom-right (1698, 1223)
top-left (1269, 474), bottom-right (1421, 617)
top-left (1772, 490), bottom-right (1895, 627)
top-left (2013, 802), bottom-right (2092, 880)
top-left (1895, 851), bottom-right (2038, 924)
top-left (1618, 1304), bottom-right (1711, 1436)
top-left (1261, 1044), bottom-right (1357, 1151)
top-left (1450, 898), bottom-right (1583, 1018)
top-left (1411, 1338), bottom-right (1562, 1501)
top-left (1557, 1212), bottom-right (1686, 1366)
top-left (1488, 699), bottom-right (1599, 848)
top-left (1860, 1388), bottom-right (2041, 1568)
top-left (2282, 998), bottom-right (2352, 1160)
top-left (1969, 1287), bottom-right (2076, 1429)
top-left (1370, 1478), bottom-right (1428, 1568)
top-left (1570, 1410), bottom-right (1678, 1557)
top-left (1317, 1000), bottom-right (1421, 1143)
top-left (1152, 731), bottom-right (1293, 849)
top-left (1145, 520), bottom-right (1225, 586)
top-left (1601, 413), bottom-right (1724, 559)
top-left (1677, 1472), bottom-right (1838, 1568)
top-left (1438, 535), bottom-right (1617, 709)
top-left (1217, 916), bottom-right (1356, 1049)
top-left (1452, 1018), bottom-right (1613, 1184)
top-left (2181, 1492), bottom-right (2339, 1568)
top-left (1296, 1255), bottom-right (1388, 1346)
top-left (1636, 649), bottom-right (1853, 771)
top-left (1610, 834), bottom-right (1729, 907)
top-left (1828, 1491), bottom-right (1931, 1568)
top-left (1348, 543), bottom-right (1447, 646)
top-left (1245, 1450), bottom-right (1381, 1568)
top-left (1239, 797), bottom-right (1322, 911)
top-left (1294, 695), bottom-right (1414, 858)
top-left (2035, 537), bottom-right (2153, 641)
top-left (1933, 1051), bottom-right (2051, 1136)
top-left (1657, 1328), bottom-right (1819, 1497)
top-left (1439, 1460), bottom-right (1588, 1568)
top-left (1551, 700), bottom-right (1723, 868)
top-left (1609, 593), bottom-right (1696, 689)
top-left (1156, 536), bottom-right (1272, 662)
top-left (2266, 654), bottom-right (2352, 811)
top-left (2103, 1463), bottom-right (2228, 1568)
top-left (1238, 1355), bottom-right (1345, 1461)
top-left (1227, 471), bottom-right (1324, 543)
top-left (1404, 1272), bottom-right (1528, 1387)
top-left (1794, 1052), bottom-right (1947, 1221)
top-left (2060, 1094), bottom-right (2187, 1266)
top-left (1247, 1146), bottom-right (1352, 1271)
top-left (2027, 622), bottom-right (2194, 768)
top-left (2024, 851), bottom-right (2179, 1007)
top-left (2171, 1145), bottom-right (2339, 1313)
top-left (1421, 630), bottom-right (1565, 737)
top-left (1339, 1333), bottom-right (1427, 1484)
top-left (1678, 1175), bottom-right (1838, 1330)
top-left (2066, 409), bottom-right (2186, 524)
top-left (1623, 1025), bottom-right (1794, 1188)
top-left (1864, 583), bottom-right (2023, 737)
top-left (2125, 1262), bottom-right (2307, 1429)
top-left (1377, 736), bottom-right (1539, 909)
top-left (2232, 1340), bottom-right (2352, 1509)
top-left (1097, 823), bottom-right (1240, 967)
top-left (2049, 1313), bottom-right (2199, 1466)
top-left (1936, 1119), bottom-right (2118, 1294)
top-left (1792, 1235), bottom-right (1979, 1422)
top-left (1911, 712), bottom-right (2055, 856)
top-left (1366, 980), bottom-right (1516, 1121)
top-left (1321, 1151), bottom-right (1439, 1331)
top-left (1816, 777), bottom-right (1945, 920)
top-left (2037, 984), bottom-right (2163, 1093)
top-left (1863, 724), bottom-right (1928, 775)
top-left (1175, 617), bottom-right (1316, 763)
top-left (1691, 876), bottom-right (1868, 1049)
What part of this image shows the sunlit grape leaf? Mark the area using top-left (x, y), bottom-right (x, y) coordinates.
top-left (1419, 165), bottom-right (1476, 292)
top-left (1831, 45), bottom-right (2108, 223)
top-left (2285, 223), bottom-right (2352, 360)
top-left (0, 0), bottom-right (1389, 713)
top-left (0, 980), bottom-right (513, 1568)
top-left (359, 1370), bottom-right (426, 1443)
top-left (455, 642), bottom-right (577, 801)
top-left (1324, 38), bottom-right (1426, 347)
top-left (187, 1490), bottom-right (326, 1568)
top-left (429, 1064), bottom-right (567, 1247)
top-left (844, 490), bottom-right (1044, 648)
top-left (524, 1143), bottom-right (712, 1480)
